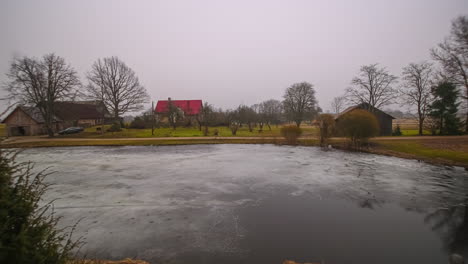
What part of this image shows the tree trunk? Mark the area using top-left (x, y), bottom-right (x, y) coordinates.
top-left (46, 124), bottom-right (54, 137)
top-left (295, 120), bottom-right (301, 127)
top-left (465, 106), bottom-right (468, 133)
top-left (418, 110), bottom-right (423, 136)
top-left (440, 116), bottom-right (444, 135)
top-left (44, 103), bottom-right (55, 137)
top-left (418, 119), bottom-right (424, 136)
top-left (465, 89), bottom-right (468, 133)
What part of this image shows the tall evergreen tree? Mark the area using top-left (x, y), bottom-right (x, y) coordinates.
top-left (429, 82), bottom-right (461, 135)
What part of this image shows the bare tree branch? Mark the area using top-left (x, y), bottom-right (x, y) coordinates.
top-left (283, 82), bottom-right (320, 127)
top-left (4, 54), bottom-right (81, 136)
top-left (330, 96), bottom-right (346, 114)
top-left (86, 57), bottom-right (149, 120)
top-left (400, 61), bottom-right (434, 135)
top-left (345, 64), bottom-right (398, 110)
top-left (431, 15), bottom-right (468, 132)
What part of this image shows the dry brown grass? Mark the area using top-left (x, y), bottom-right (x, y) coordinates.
top-left (69, 259), bottom-right (149, 264)
top-left (420, 137), bottom-right (468, 152)
top-left (283, 260), bottom-right (322, 264)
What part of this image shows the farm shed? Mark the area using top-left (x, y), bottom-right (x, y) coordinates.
top-left (335, 103), bottom-right (395, 136)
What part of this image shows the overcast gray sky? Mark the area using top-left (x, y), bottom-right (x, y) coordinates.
top-left (1, 0), bottom-right (467, 114)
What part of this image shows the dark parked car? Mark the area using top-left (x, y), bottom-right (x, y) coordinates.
top-left (58, 127), bottom-right (84, 135)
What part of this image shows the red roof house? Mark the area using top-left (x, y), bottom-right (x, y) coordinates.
top-left (155, 99), bottom-right (203, 116)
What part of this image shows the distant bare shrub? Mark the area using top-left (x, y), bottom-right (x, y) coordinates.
top-left (108, 122), bottom-right (122, 132)
top-left (317, 114), bottom-right (335, 146)
top-left (280, 125), bottom-right (303, 145)
top-left (230, 124), bottom-right (239, 135)
top-left (336, 109), bottom-right (379, 148)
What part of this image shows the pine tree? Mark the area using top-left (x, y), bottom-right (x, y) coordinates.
top-left (429, 82), bottom-right (461, 135)
top-left (0, 149), bottom-right (80, 264)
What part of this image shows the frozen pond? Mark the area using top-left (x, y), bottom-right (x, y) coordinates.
top-left (18, 144), bottom-right (468, 264)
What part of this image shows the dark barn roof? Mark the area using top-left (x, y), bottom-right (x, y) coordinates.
top-left (155, 99), bottom-right (203, 115)
top-left (54, 101), bottom-right (109, 120)
top-left (335, 103), bottom-right (395, 120)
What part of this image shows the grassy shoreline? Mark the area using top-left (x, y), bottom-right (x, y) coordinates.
top-left (1, 135), bottom-right (467, 169)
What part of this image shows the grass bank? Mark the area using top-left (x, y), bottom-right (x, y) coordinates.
top-left (2, 133), bottom-right (467, 169)
top-left (1, 138), bottom-right (283, 148)
top-left (368, 137), bottom-right (468, 168)
top-left (63, 125), bottom-right (318, 138)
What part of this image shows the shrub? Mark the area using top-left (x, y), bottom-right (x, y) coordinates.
top-left (108, 122), bottom-right (122, 132)
top-left (230, 124), bottom-right (239, 135)
top-left (280, 125), bottom-right (303, 145)
top-left (129, 116), bottom-right (146, 129)
top-left (336, 109), bottom-right (379, 148)
top-left (317, 114), bottom-right (335, 146)
top-left (0, 150), bottom-right (80, 264)
top-left (392, 124), bottom-right (402, 136)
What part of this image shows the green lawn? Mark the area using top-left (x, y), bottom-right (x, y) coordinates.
top-left (63, 125), bottom-right (319, 138)
top-left (400, 129), bottom-right (432, 136)
top-left (374, 140), bottom-right (468, 165)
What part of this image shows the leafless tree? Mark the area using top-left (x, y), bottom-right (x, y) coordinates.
top-left (259, 99), bottom-right (283, 130)
top-left (237, 105), bottom-right (256, 132)
top-left (166, 100), bottom-right (184, 130)
top-left (400, 62), bottom-right (434, 136)
top-left (317, 113), bottom-right (335, 146)
top-left (198, 102), bottom-right (214, 135)
top-left (345, 64), bottom-right (398, 109)
top-left (251, 104), bottom-right (265, 132)
top-left (4, 53), bottom-right (81, 137)
top-left (226, 109), bottom-right (240, 135)
top-left (330, 96), bottom-right (346, 114)
top-left (87, 57), bottom-right (149, 121)
top-left (283, 82), bottom-right (320, 127)
top-left (431, 16), bottom-right (468, 132)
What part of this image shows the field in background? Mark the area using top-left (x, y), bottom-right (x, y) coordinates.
top-left (63, 125), bottom-right (320, 138)
top-left (393, 118), bottom-right (418, 129)
top-left (393, 118), bottom-right (431, 136)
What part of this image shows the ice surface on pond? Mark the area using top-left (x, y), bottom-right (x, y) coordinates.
top-left (17, 145), bottom-right (468, 264)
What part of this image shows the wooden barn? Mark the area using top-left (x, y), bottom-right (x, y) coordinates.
top-left (335, 103), bottom-right (395, 136)
top-left (1, 106), bottom-right (62, 136)
top-left (1, 101), bottom-right (110, 136)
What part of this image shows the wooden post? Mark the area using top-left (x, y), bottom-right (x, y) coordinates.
top-left (152, 101), bottom-right (155, 136)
